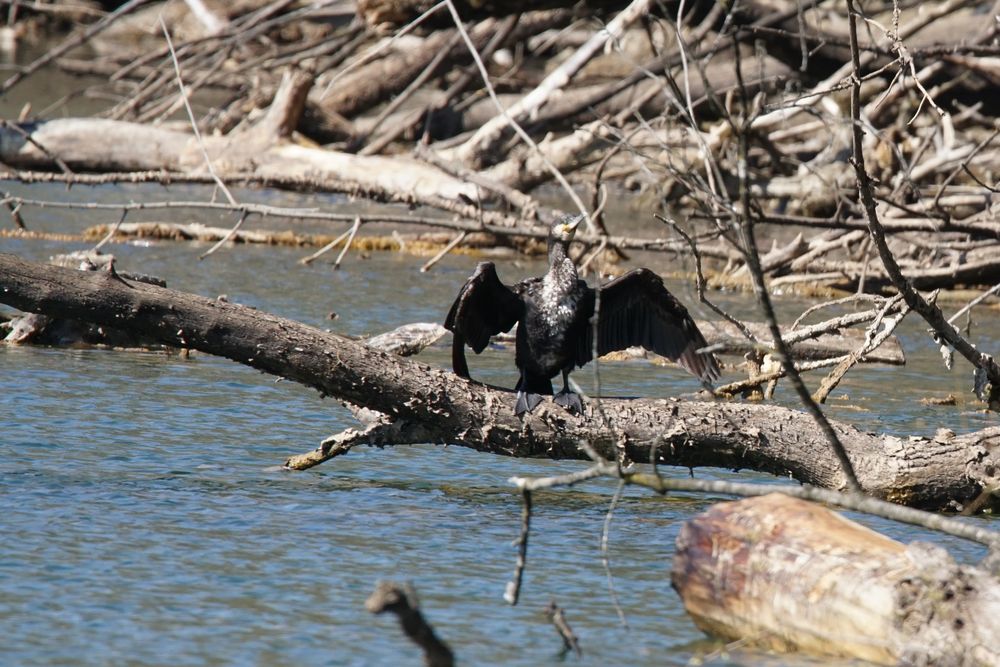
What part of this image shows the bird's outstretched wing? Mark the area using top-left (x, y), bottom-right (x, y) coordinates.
top-left (444, 262), bottom-right (523, 378)
top-left (575, 268), bottom-right (720, 382)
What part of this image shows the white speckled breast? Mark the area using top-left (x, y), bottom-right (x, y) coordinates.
top-left (539, 260), bottom-right (579, 329)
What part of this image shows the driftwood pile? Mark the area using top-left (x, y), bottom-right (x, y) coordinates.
top-left (0, 0), bottom-right (998, 294)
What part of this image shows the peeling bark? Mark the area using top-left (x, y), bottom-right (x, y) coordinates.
top-left (1, 252), bottom-right (999, 509)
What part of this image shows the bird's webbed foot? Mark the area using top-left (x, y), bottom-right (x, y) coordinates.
top-left (515, 391), bottom-right (544, 416)
top-left (553, 388), bottom-right (584, 414)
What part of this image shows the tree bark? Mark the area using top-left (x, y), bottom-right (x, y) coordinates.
top-left (2, 252), bottom-right (999, 509)
top-left (673, 493), bottom-right (1000, 665)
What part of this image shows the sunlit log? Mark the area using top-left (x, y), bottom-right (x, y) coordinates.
top-left (673, 493), bottom-right (1000, 665)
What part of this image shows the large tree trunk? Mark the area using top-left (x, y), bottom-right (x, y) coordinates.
top-left (2, 252), bottom-right (999, 509)
top-left (673, 493), bottom-right (1000, 665)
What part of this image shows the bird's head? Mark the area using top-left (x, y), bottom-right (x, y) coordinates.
top-left (550, 214), bottom-right (585, 244)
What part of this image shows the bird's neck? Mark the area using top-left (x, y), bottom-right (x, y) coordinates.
top-left (549, 241), bottom-right (576, 273)
top-left (546, 241), bottom-right (577, 285)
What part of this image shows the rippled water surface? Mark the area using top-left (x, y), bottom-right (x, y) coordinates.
top-left (3, 175), bottom-right (999, 666)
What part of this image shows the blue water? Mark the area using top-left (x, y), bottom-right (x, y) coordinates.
top-left (0, 344), bottom-right (717, 666)
top-left (2, 182), bottom-right (999, 665)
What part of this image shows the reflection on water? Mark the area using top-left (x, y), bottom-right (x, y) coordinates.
top-left (2, 182), bottom-right (999, 666)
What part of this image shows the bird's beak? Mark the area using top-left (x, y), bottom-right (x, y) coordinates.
top-left (566, 215), bottom-right (585, 234)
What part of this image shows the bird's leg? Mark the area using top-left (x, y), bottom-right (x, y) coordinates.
top-left (552, 370), bottom-right (583, 414)
top-left (515, 391), bottom-right (544, 416)
top-left (514, 374), bottom-right (544, 416)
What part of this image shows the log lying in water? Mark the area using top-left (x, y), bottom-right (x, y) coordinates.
top-left (672, 494), bottom-right (1000, 665)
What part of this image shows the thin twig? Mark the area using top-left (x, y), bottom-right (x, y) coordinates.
top-left (600, 479), bottom-right (629, 629)
top-left (91, 209), bottom-right (128, 252)
top-left (333, 216), bottom-right (361, 270)
top-left (199, 210), bottom-right (249, 260)
top-left (420, 231), bottom-right (466, 273)
top-left (510, 458), bottom-right (1000, 548)
top-left (812, 295), bottom-right (909, 403)
top-left (947, 281), bottom-right (1000, 326)
top-left (0, 120), bottom-right (73, 174)
top-left (0, 194), bottom-right (25, 230)
top-left (544, 599), bottom-right (583, 658)
top-left (159, 16), bottom-right (238, 209)
top-left (299, 222), bottom-right (357, 265)
top-left (503, 487), bottom-right (531, 606)
top-left (656, 212), bottom-right (758, 344)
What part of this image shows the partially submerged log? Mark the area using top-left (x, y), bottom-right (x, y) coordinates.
top-left (80, 222), bottom-right (515, 257)
top-left (2, 252), bottom-right (999, 510)
top-left (673, 493), bottom-right (1000, 665)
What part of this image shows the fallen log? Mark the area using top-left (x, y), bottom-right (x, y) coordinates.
top-left (0, 69), bottom-right (485, 209)
top-left (1, 252), bottom-right (998, 509)
top-left (673, 493), bottom-right (1000, 665)
top-left (79, 222), bottom-right (512, 257)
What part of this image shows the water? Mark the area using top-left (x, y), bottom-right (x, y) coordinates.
top-left (2, 53), bottom-right (999, 662)
top-left (0, 336), bottom-right (719, 667)
top-left (3, 195), bottom-right (998, 666)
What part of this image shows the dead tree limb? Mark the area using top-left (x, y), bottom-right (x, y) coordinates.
top-left (2, 253), bottom-right (999, 510)
top-left (845, 0), bottom-right (1000, 405)
top-left (365, 581), bottom-right (454, 667)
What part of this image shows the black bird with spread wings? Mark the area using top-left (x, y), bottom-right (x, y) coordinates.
top-left (444, 214), bottom-right (721, 415)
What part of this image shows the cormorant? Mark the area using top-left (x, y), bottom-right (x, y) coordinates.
top-left (444, 213), bottom-right (721, 415)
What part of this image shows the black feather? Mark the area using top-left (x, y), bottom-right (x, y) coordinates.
top-left (444, 262), bottom-right (521, 377)
top-left (575, 269), bottom-right (720, 382)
